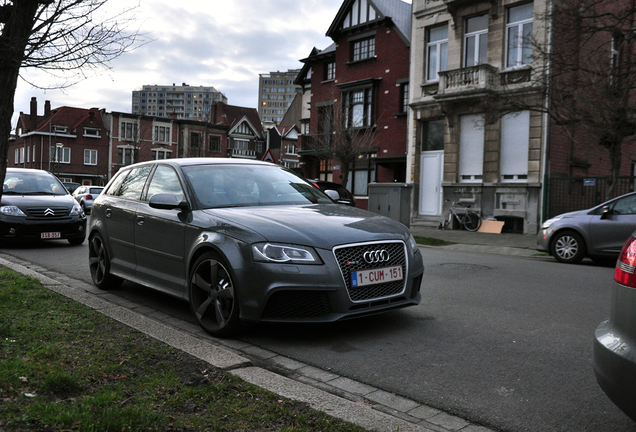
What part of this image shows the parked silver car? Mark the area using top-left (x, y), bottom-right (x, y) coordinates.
top-left (594, 231), bottom-right (636, 421)
top-left (88, 158), bottom-right (424, 337)
top-left (537, 192), bottom-right (636, 264)
top-left (72, 186), bottom-right (104, 214)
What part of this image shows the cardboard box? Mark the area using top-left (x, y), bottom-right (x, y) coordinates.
top-left (478, 220), bottom-right (505, 234)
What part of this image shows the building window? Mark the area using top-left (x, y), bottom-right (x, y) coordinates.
top-left (352, 37), bottom-right (375, 62)
top-left (325, 62), bottom-right (335, 80)
top-left (234, 139), bottom-right (249, 151)
top-left (151, 149), bottom-right (170, 160)
top-left (464, 14), bottom-right (488, 67)
top-left (256, 142), bottom-right (263, 153)
top-left (344, 88), bottom-right (373, 128)
top-left (421, 119), bottom-right (445, 152)
top-left (459, 114), bottom-right (484, 182)
top-left (346, 153), bottom-right (376, 196)
top-left (52, 125), bottom-right (67, 133)
top-left (190, 132), bottom-right (201, 150)
top-left (427, 25), bottom-right (448, 81)
top-left (84, 128), bottom-right (101, 138)
top-left (19, 147), bottom-right (24, 164)
top-left (400, 82), bottom-right (410, 113)
top-left (319, 159), bottom-right (333, 182)
top-left (118, 148), bottom-right (135, 166)
top-left (500, 111), bottom-right (529, 181)
top-left (154, 125), bottom-right (170, 143)
top-left (84, 149), bottom-right (97, 166)
top-left (286, 143), bottom-right (297, 154)
top-left (120, 121), bottom-right (138, 140)
top-left (50, 146), bottom-right (71, 164)
top-left (209, 135), bottom-right (221, 153)
top-left (506, 3), bottom-right (533, 68)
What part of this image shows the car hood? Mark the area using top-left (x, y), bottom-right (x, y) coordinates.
top-left (203, 204), bottom-right (409, 249)
top-left (1, 194), bottom-right (75, 210)
top-left (555, 209), bottom-right (590, 219)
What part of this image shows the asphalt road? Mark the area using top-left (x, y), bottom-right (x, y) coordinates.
top-left (2, 239), bottom-right (635, 432)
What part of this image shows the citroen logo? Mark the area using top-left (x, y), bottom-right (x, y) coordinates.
top-left (363, 250), bottom-right (390, 264)
top-left (44, 208), bottom-right (55, 216)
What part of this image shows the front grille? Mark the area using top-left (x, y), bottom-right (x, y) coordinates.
top-left (334, 241), bottom-right (407, 302)
top-left (261, 290), bottom-right (332, 319)
top-left (25, 206), bottom-right (70, 218)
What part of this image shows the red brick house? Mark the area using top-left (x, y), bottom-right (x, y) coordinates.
top-left (9, 97), bottom-right (110, 185)
top-left (267, 125), bottom-right (301, 171)
top-left (296, 0), bottom-right (411, 209)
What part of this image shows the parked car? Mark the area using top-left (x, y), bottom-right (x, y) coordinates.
top-left (72, 186), bottom-right (104, 214)
top-left (1, 168), bottom-right (86, 245)
top-left (593, 231), bottom-right (636, 421)
top-left (61, 182), bottom-right (81, 194)
top-left (88, 158), bottom-right (424, 337)
top-left (311, 179), bottom-right (356, 207)
top-left (537, 192), bottom-right (636, 264)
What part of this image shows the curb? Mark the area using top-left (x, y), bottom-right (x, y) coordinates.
top-left (0, 254), bottom-right (496, 432)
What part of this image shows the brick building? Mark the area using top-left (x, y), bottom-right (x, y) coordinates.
top-left (295, 0), bottom-right (412, 209)
top-left (10, 97), bottom-right (109, 186)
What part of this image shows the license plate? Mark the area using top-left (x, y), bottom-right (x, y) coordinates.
top-left (351, 265), bottom-right (403, 287)
top-left (41, 232), bottom-right (61, 239)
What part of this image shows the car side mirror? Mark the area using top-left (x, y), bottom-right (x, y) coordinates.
top-left (324, 189), bottom-right (340, 202)
top-left (149, 193), bottom-right (189, 211)
top-left (601, 205), bottom-right (611, 220)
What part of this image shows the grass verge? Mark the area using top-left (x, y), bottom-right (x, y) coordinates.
top-left (0, 266), bottom-right (369, 432)
top-left (413, 236), bottom-right (454, 247)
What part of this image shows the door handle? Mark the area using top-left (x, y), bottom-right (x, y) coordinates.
top-left (105, 208), bottom-right (112, 218)
top-left (137, 215), bottom-right (144, 226)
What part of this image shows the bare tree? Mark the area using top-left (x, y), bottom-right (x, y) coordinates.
top-left (304, 95), bottom-right (378, 187)
top-left (485, 0), bottom-right (636, 200)
top-left (0, 0), bottom-right (142, 198)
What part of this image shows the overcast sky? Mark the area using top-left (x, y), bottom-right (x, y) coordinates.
top-left (13, 0), bottom-right (411, 128)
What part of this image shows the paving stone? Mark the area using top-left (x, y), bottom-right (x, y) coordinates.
top-left (428, 412), bottom-right (470, 430)
top-left (366, 389), bottom-right (420, 412)
top-left (408, 405), bottom-right (443, 420)
top-left (298, 365), bottom-right (339, 382)
top-left (328, 377), bottom-right (376, 396)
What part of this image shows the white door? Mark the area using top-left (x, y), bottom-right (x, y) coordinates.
top-left (419, 151), bottom-right (444, 215)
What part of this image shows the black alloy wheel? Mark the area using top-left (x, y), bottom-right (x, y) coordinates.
top-left (189, 252), bottom-right (241, 337)
top-left (88, 234), bottom-right (121, 289)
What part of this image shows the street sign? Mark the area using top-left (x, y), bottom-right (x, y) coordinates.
top-left (262, 149), bottom-right (275, 163)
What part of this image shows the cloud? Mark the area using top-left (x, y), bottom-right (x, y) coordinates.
top-left (12, 0), bottom-right (410, 128)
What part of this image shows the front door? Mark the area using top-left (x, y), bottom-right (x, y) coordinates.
top-left (419, 151), bottom-right (444, 215)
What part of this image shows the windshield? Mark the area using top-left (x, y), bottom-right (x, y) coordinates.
top-left (183, 164), bottom-right (334, 208)
top-left (3, 171), bottom-right (67, 196)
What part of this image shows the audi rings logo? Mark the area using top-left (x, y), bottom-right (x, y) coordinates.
top-left (363, 250), bottom-right (390, 264)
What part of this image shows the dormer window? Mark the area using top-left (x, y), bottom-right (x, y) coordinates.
top-left (52, 125), bottom-right (67, 133)
top-left (84, 128), bottom-right (101, 138)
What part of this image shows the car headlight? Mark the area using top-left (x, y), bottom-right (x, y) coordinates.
top-left (70, 203), bottom-right (84, 216)
top-left (0, 205), bottom-right (26, 216)
top-left (252, 243), bottom-right (321, 264)
top-left (407, 234), bottom-right (419, 254)
top-left (541, 215), bottom-right (563, 229)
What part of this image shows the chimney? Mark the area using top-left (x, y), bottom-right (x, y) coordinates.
top-left (30, 97), bottom-right (37, 131)
top-left (44, 100), bottom-right (51, 118)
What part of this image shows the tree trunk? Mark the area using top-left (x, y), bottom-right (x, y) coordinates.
top-left (606, 137), bottom-right (623, 201)
top-left (0, 0), bottom-right (42, 199)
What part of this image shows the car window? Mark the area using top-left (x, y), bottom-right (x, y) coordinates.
top-left (3, 171), bottom-right (67, 195)
top-left (145, 165), bottom-right (185, 202)
top-left (113, 166), bottom-right (152, 200)
top-left (89, 188), bottom-right (103, 195)
top-left (183, 164), bottom-right (332, 208)
top-left (612, 195), bottom-right (636, 215)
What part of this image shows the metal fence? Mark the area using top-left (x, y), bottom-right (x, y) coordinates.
top-left (545, 176), bottom-right (635, 219)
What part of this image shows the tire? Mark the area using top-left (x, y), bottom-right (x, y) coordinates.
top-left (551, 231), bottom-right (586, 264)
top-left (189, 252), bottom-right (241, 338)
top-left (463, 212), bottom-right (481, 232)
top-left (88, 234), bottom-right (122, 289)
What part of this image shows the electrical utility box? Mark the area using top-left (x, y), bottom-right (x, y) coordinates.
top-left (368, 183), bottom-right (413, 227)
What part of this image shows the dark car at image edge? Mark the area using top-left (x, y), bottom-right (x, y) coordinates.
top-left (1, 168), bottom-right (87, 244)
top-left (88, 158), bottom-right (424, 337)
top-left (594, 231), bottom-right (636, 421)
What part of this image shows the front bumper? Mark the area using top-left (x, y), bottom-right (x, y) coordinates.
top-left (0, 216), bottom-right (86, 241)
top-left (235, 243), bottom-right (424, 323)
top-left (536, 227), bottom-right (551, 252)
top-left (593, 280), bottom-right (636, 421)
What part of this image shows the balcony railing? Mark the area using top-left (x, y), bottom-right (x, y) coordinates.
top-left (228, 148), bottom-right (255, 158)
top-left (437, 64), bottom-right (500, 95)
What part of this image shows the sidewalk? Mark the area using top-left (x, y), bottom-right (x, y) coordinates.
top-left (410, 225), bottom-right (540, 257)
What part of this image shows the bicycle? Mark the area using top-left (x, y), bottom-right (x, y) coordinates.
top-left (440, 200), bottom-right (482, 231)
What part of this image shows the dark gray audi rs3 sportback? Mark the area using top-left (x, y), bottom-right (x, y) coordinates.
top-left (88, 158), bottom-right (424, 337)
